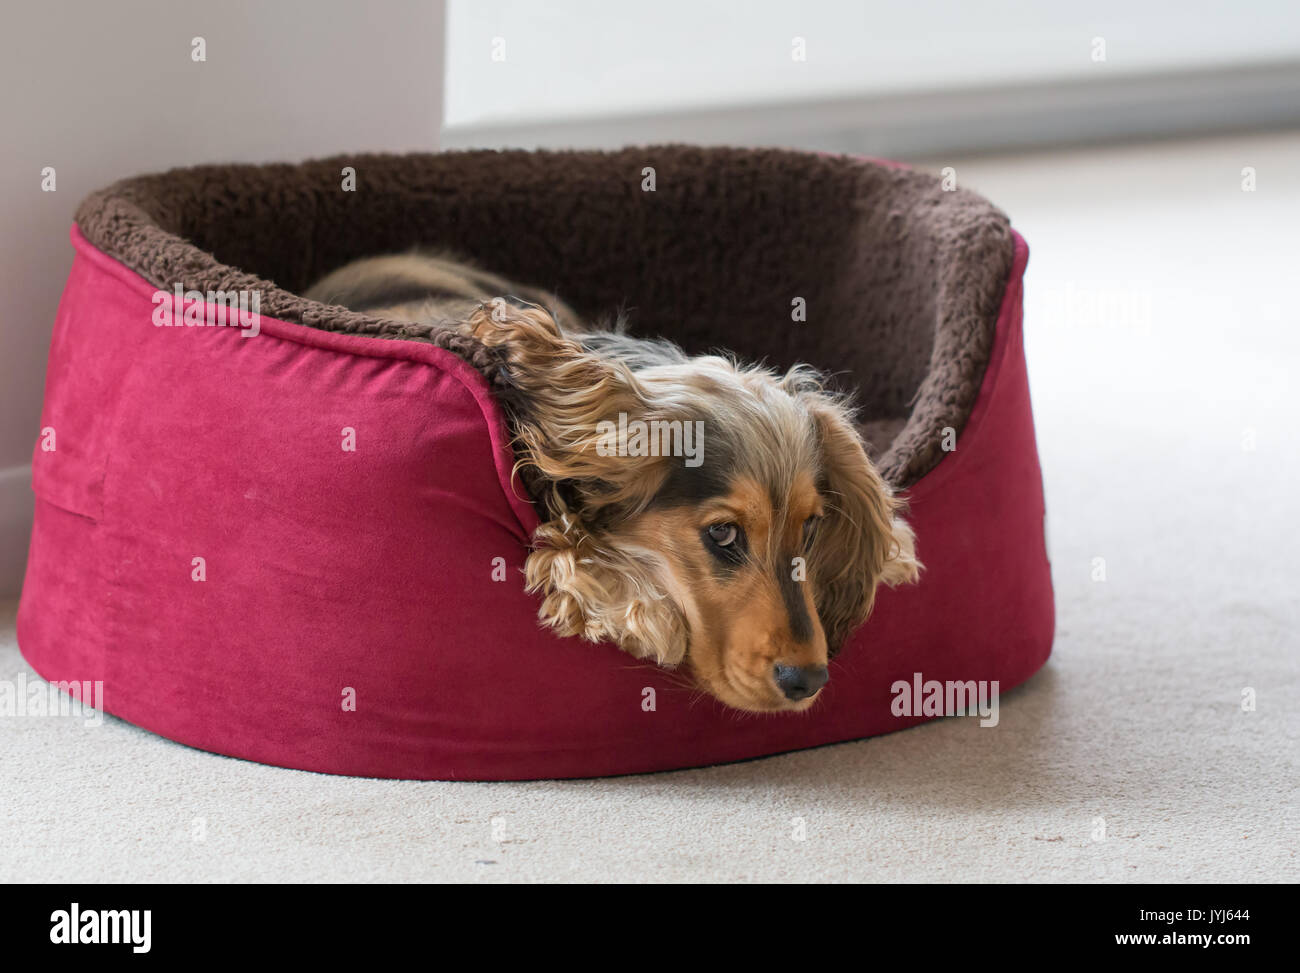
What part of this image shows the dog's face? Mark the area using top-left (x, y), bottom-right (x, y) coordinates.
top-left (611, 363), bottom-right (918, 711)
top-left (467, 304), bottom-right (920, 713)
top-left (621, 468), bottom-right (832, 712)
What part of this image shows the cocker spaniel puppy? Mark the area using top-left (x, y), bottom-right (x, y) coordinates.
top-left (306, 253), bottom-right (920, 712)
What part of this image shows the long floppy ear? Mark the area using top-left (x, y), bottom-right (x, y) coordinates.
top-left (463, 301), bottom-right (660, 510)
top-left (523, 523), bottom-right (689, 665)
top-left (464, 302), bottom-right (688, 664)
top-left (799, 391), bottom-right (921, 655)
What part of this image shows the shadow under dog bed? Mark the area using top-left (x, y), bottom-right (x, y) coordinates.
top-left (18, 147), bottom-right (1053, 780)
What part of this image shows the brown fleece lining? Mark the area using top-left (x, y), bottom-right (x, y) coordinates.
top-left (73, 147), bottom-right (1015, 488)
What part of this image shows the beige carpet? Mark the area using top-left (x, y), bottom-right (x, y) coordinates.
top-left (2, 131), bottom-right (1297, 883)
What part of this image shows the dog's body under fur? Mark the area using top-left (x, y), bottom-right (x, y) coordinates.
top-left (306, 251), bottom-right (920, 712)
top-left (305, 250), bottom-right (681, 367)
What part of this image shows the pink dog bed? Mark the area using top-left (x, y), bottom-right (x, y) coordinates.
top-left (18, 148), bottom-right (1053, 779)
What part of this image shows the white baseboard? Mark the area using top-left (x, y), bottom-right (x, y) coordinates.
top-left (0, 464), bottom-right (33, 598)
top-left (442, 60), bottom-right (1300, 158)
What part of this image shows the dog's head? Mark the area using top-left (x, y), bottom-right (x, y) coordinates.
top-left (468, 302), bottom-right (920, 713)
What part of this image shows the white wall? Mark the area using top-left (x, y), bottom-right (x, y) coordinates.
top-left (0, 0), bottom-right (445, 594)
top-left (446, 0), bottom-right (1300, 128)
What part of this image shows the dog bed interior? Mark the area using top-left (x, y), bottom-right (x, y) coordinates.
top-left (74, 147), bottom-right (1015, 488)
top-left (20, 147), bottom-right (1049, 781)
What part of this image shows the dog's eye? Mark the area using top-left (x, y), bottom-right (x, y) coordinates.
top-left (702, 522), bottom-right (744, 565)
top-left (707, 523), bottom-right (739, 547)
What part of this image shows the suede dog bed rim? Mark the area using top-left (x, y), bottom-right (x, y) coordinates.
top-left (69, 147), bottom-right (1017, 490)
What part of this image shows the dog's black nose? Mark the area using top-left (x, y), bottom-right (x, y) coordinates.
top-left (774, 664), bottom-right (829, 701)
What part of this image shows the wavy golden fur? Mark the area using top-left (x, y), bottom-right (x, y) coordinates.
top-left (307, 253), bottom-right (920, 712)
